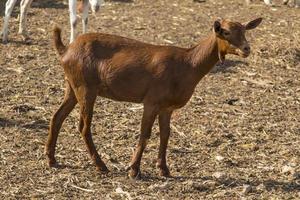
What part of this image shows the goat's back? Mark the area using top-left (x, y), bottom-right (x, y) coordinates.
top-left (60, 33), bottom-right (192, 105)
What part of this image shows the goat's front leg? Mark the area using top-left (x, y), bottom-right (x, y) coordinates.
top-left (157, 111), bottom-right (172, 177)
top-left (69, 0), bottom-right (77, 43)
top-left (18, 0), bottom-right (33, 41)
top-left (128, 105), bottom-right (158, 179)
top-left (1, 0), bottom-right (18, 43)
top-left (81, 0), bottom-right (89, 34)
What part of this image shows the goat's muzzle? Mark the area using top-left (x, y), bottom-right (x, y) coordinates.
top-left (227, 45), bottom-right (249, 58)
top-left (239, 44), bottom-right (251, 58)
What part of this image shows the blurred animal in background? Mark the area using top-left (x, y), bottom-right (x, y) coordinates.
top-left (1, 0), bottom-right (33, 43)
top-left (245, 0), bottom-right (299, 7)
top-left (1, 0), bottom-right (103, 44)
top-left (69, 0), bottom-right (103, 43)
top-left (284, 0), bottom-right (299, 7)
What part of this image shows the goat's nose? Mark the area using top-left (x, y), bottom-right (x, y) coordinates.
top-left (243, 46), bottom-right (250, 53)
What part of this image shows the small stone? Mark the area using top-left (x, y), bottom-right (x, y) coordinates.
top-left (203, 180), bottom-right (217, 188)
top-left (242, 184), bottom-right (252, 194)
top-left (212, 172), bottom-right (226, 179)
top-left (281, 165), bottom-right (294, 174)
top-left (292, 171), bottom-right (300, 179)
top-left (184, 180), bottom-right (194, 186)
top-left (256, 183), bottom-right (266, 191)
top-left (148, 181), bottom-right (170, 190)
top-left (215, 155), bottom-right (225, 162)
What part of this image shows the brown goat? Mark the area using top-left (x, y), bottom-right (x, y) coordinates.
top-left (46, 17), bottom-right (262, 179)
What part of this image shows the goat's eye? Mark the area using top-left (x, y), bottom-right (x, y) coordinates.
top-left (223, 31), bottom-right (230, 36)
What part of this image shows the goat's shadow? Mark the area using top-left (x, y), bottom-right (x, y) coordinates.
top-left (0, 117), bottom-right (48, 130)
top-left (56, 164), bottom-right (299, 193)
top-left (107, 0), bottom-right (134, 3)
top-left (210, 59), bottom-right (248, 73)
top-left (138, 174), bottom-right (300, 193)
top-left (31, 0), bottom-right (67, 9)
top-left (1, 38), bottom-right (39, 46)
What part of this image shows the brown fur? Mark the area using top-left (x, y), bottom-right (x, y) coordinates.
top-left (47, 18), bottom-right (262, 179)
top-left (77, 0), bottom-right (85, 13)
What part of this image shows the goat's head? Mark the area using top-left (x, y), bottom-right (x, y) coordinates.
top-left (213, 18), bottom-right (262, 62)
top-left (89, 0), bottom-right (101, 13)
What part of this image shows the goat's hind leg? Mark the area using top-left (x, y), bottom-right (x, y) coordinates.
top-left (45, 82), bottom-right (77, 167)
top-left (18, 0), bottom-right (33, 41)
top-left (1, 0), bottom-right (18, 43)
top-left (78, 115), bottom-right (84, 133)
top-left (157, 111), bottom-right (172, 177)
top-left (76, 86), bottom-right (108, 172)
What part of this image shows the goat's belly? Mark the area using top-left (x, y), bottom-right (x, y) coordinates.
top-left (97, 80), bottom-right (148, 103)
top-left (98, 88), bottom-right (145, 103)
top-left (99, 66), bottom-right (152, 103)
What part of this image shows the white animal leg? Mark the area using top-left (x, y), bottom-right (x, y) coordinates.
top-left (69, 0), bottom-right (77, 43)
top-left (1, 0), bottom-right (18, 43)
top-left (19, 0), bottom-right (33, 40)
top-left (264, 0), bottom-right (273, 5)
top-left (296, 0), bottom-right (300, 8)
top-left (283, 0), bottom-right (299, 7)
top-left (82, 0), bottom-right (89, 34)
top-left (89, 0), bottom-right (101, 13)
top-left (283, 0), bottom-right (289, 4)
top-left (245, 0), bottom-right (252, 5)
top-left (288, 0), bottom-right (300, 7)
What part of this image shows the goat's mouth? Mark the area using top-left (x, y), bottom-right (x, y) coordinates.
top-left (227, 46), bottom-right (250, 58)
top-left (240, 52), bottom-right (250, 58)
top-left (237, 49), bottom-right (250, 58)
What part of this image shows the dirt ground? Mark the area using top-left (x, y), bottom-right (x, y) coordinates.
top-left (0, 0), bottom-right (299, 199)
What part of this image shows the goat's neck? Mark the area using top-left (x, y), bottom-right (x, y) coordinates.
top-left (188, 33), bottom-right (226, 79)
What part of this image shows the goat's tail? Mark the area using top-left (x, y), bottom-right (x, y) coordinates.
top-left (53, 26), bottom-right (66, 56)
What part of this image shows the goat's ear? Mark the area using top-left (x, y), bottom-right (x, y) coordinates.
top-left (244, 18), bottom-right (263, 30)
top-left (213, 20), bottom-right (222, 35)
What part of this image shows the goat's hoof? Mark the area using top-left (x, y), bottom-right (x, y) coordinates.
top-left (48, 159), bottom-right (58, 168)
top-left (96, 165), bottom-right (109, 173)
top-left (128, 168), bottom-right (141, 180)
top-left (158, 167), bottom-right (171, 177)
top-left (156, 162), bottom-right (171, 177)
top-left (95, 158), bottom-right (109, 173)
